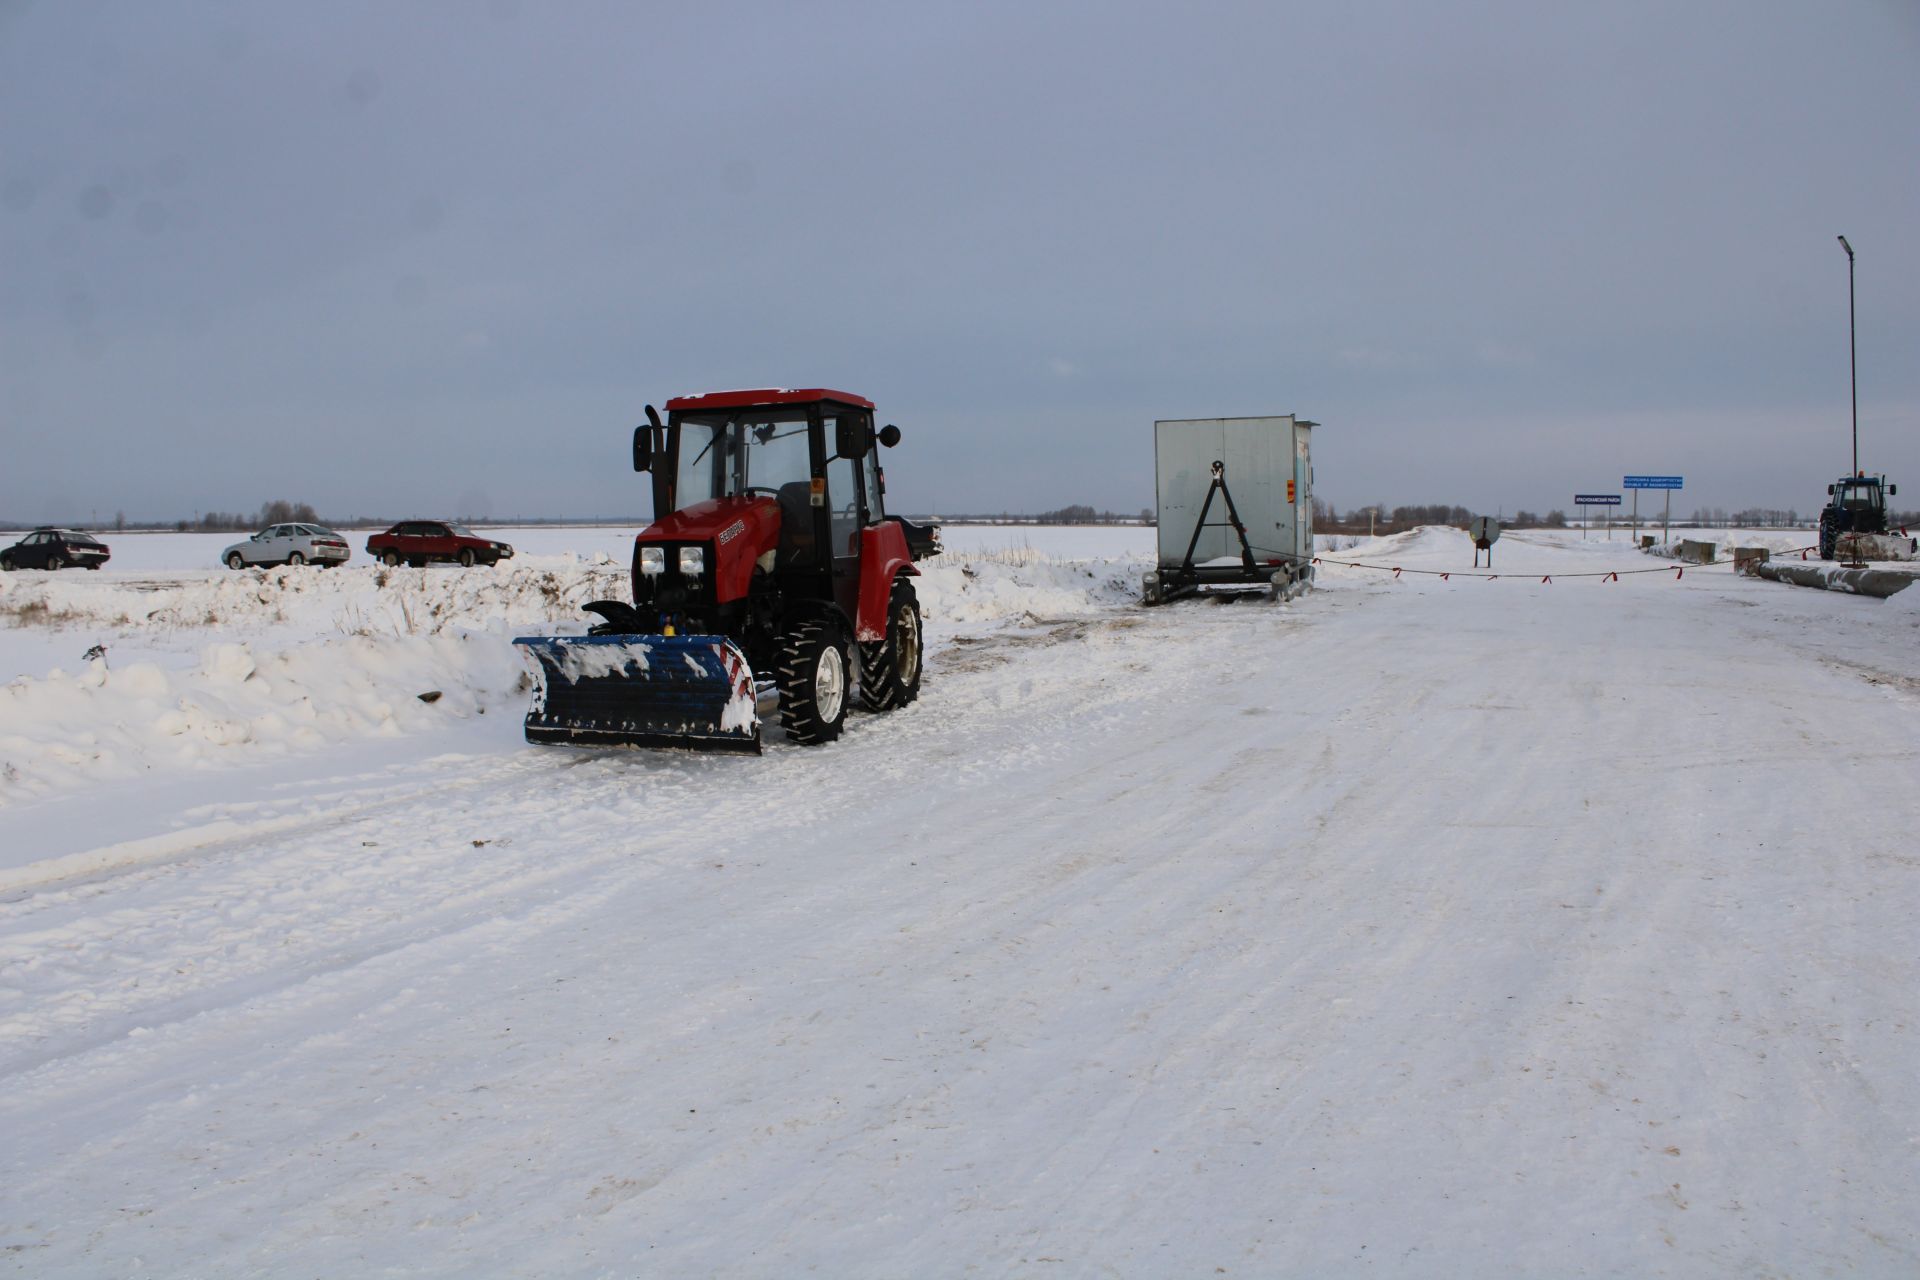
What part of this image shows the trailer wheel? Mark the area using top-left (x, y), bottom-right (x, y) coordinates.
top-left (776, 618), bottom-right (848, 745)
top-left (859, 578), bottom-right (922, 711)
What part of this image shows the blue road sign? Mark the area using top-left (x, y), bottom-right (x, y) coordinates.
top-left (1574, 494), bottom-right (1622, 505)
top-left (1623, 475), bottom-right (1683, 489)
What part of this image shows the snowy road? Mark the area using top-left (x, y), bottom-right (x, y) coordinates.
top-left (3, 529), bottom-right (1918, 1276)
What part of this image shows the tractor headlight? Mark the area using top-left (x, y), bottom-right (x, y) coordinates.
top-left (678, 546), bottom-right (706, 577)
top-left (639, 546), bottom-right (666, 576)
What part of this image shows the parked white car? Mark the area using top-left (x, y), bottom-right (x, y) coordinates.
top-left (222, 523), bottom-right (351, 569)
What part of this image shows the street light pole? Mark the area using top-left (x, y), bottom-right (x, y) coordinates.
top-left (1838, 235), bottom-right (1856, 476)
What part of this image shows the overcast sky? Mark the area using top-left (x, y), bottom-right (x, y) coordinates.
top-left (3, 0), bottom-right (1917, 524)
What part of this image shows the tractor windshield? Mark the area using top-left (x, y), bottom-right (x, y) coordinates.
top-left (675, 409), bottom-right (814, 505)
top-left (1839, 482), bottom-right (1882, 511)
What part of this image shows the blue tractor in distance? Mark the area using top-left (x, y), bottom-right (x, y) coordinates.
top-left (1818, 473), bottom-right (1910, 561)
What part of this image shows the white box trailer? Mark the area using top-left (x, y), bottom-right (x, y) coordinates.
top-left (1143, 415), bottom-right (1316, 605)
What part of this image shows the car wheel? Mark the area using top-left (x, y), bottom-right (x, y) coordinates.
top-left (382, 551), bottom-right (401, 567)
top-left (288, 551), bottom-right (305, 566)
top-left (457, 548), bottom-right (475, 568)
top-left (859, 578), bottom-right (923, 712)
top-left (228, 552), bottom-right (246, 570)
top-left (0, 553), bottom-right (14, 572)
top-left (776, 618), bottom-right (850, 746)
top-left (46, 554), bottom-right (65, 571)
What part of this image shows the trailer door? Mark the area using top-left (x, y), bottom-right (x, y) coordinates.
top-left (1223, 417), bottom-right (1291, 562)
top-left (1154, 418), bottom-right (1226, 567)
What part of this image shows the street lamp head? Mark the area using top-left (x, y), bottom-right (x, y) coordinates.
top-left (1838, 234), bottom-right (1853, 258)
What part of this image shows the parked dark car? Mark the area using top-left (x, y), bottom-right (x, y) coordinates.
top-left (1, 528), bottom-right (111, 571)
top-left (365, 521), bottom-right (514, 568)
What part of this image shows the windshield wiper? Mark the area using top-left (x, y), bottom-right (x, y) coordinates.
top-left (688, 413), bottom-right (747, 472)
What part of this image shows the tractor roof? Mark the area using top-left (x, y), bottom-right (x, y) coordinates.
top-left (665, 387), bottom-right (874, 412)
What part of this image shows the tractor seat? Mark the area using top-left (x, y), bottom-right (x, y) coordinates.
top-left (776, 481), bottom-right (817, 568)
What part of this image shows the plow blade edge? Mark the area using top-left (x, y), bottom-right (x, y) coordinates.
top-left (512, 634), bottom-right (761, 753)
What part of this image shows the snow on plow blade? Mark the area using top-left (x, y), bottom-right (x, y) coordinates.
top-left (512, 634), bottom-right (761, 753)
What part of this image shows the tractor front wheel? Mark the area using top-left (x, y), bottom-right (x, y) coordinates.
top-left (1818, 516), bottom-right (1836, 561)
top-left (776, 619), bottom-right (849, 746)
top-left (860, 578), bottom-right (922, 712)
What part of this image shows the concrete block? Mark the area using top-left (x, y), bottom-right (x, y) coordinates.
top-left (1676, 539), bottom-right (1718, 564)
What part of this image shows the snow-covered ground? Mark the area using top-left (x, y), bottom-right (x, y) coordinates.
top-left (2, 525), bottom-right (1917, 1276)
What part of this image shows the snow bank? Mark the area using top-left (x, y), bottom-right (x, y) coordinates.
top-left (0, 557), bottom-right (632, 639)
top-left (0, 543), bottom-right (1150, 801)
top-left (0, 630), bottom-right (526, 806)
top-left (916, 550), bottom-right (1144, 628)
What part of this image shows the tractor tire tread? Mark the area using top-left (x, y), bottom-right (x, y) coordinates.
top-left (776, 618), bottom-right (847, 746)
top-left (859, 578), bottom-right (923, 712)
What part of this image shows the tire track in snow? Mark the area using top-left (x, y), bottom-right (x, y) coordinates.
top-left (0, 602), bottom-right (1243, 1084)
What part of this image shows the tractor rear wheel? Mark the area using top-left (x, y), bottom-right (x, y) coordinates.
top-left (860, 578), bottom-right (922, 711)
top-left (1818, 515), bottom-right (1836, 561)
top-left (776, 618), bottom-right (849, 746)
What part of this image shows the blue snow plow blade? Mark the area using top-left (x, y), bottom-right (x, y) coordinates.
top-left (512, 634), bottom-right (761, 753)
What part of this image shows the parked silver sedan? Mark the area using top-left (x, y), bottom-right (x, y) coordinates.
top-left (222, 523), bottom-right (351, 569)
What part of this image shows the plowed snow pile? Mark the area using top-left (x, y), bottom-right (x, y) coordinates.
top-left (0, 533), bottom-right (1148, 802)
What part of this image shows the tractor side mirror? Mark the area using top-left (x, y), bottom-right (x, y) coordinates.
top-left (634, 404), bottom-right (664, 472)
top-left (1890, 484), bottom-right (1898, 496)
top-left (878, 424), bottom-right (902, 448)
top-left (1827, 484), bottom-right (1835, 496)
top-left (834, 418), bottom-right (873, 459)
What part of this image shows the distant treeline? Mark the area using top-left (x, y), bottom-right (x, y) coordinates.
top-left (1, 504), bottom-right (648, 533)
top-left (177, 500), bottom-right (325, 532)
top-left (1315, 502), bottom-right (1571, 534)
top-left (1681, 506), bottom-right (1915, 529)
top-left (11, 499), bottom-right (1907, 536)
top-left (928, 505), bottom-right (1155, 525)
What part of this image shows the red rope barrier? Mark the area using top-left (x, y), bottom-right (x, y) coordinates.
top-left (1308, 544), bottom-right (1820, 582)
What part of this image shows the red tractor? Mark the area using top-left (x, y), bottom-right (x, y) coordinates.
top-left (514, 389), bottom-right (938, 752)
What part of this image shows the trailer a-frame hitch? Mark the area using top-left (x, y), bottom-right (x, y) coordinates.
top-left (1143, 461), bottom-right (1309, 605)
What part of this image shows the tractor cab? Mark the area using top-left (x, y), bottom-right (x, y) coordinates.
top-left (635, 390), bottom-right (903, 624)
top-left (1829, 475), bottom-right (1889, 515)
